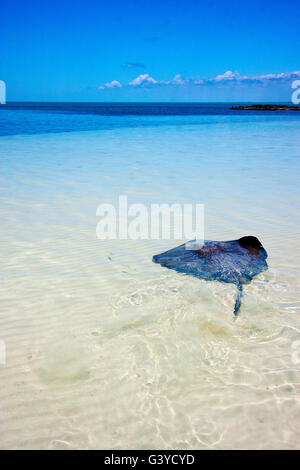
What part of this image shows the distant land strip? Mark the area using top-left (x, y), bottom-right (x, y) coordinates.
top-left (230, 104), bottom-right (300, 111)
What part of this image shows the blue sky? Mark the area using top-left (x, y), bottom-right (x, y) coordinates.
top-left (1, 0), bottom-right (299, 101)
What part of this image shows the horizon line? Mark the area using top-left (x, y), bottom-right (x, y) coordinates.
top-left (2, 100), bottom-right (292, 104)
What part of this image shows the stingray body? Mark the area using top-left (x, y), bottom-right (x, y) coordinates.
top-left (153, 236), bottom-right (268, 315)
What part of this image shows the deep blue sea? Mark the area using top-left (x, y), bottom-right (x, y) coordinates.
top-left (1, 101), bottom-right (299, 136)
top-left (0, 102), bottom-right (300, 449)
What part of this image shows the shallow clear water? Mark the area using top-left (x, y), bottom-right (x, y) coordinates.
top-left (0, 105), bottom-right (300, 449)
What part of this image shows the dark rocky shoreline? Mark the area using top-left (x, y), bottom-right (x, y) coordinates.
top-left (230, 104), bottom-right (300, 111)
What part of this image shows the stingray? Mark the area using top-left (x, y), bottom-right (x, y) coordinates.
top-left (153, 236), bottom-right (268, 315)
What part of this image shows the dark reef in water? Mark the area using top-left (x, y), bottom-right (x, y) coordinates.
top-left (230, 104), bottom-right (300, 111)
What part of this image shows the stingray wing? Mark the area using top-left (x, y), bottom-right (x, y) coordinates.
top-left (153, 239), bottom-right (268, 285)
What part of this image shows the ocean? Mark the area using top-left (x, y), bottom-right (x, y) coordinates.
top-left (0, 102), bottom-right (300, 449)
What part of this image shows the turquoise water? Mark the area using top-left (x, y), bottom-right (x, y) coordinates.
top-left (0, 105), bottom-right (300, 449)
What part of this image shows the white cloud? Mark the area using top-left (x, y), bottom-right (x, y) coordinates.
top-left (165, 74), bottom-right (187, 85)
top-left (211, 70), bottom-right (300, 84)
top-left (251, 71), bottom-right (300, 81)
top-left (214, 70), bottom-right (239, 82)
top-left (98, 80), bottom-right (122, 90)
top-left (129, 74), bottom-right (158, 86)
top-left (98, 70), bottom-right (300, 91)
top-left (129, 74), bottom-right (190, 87)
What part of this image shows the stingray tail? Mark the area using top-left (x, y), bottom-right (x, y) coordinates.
top-left (234, 283), bottom-right (243, 316)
